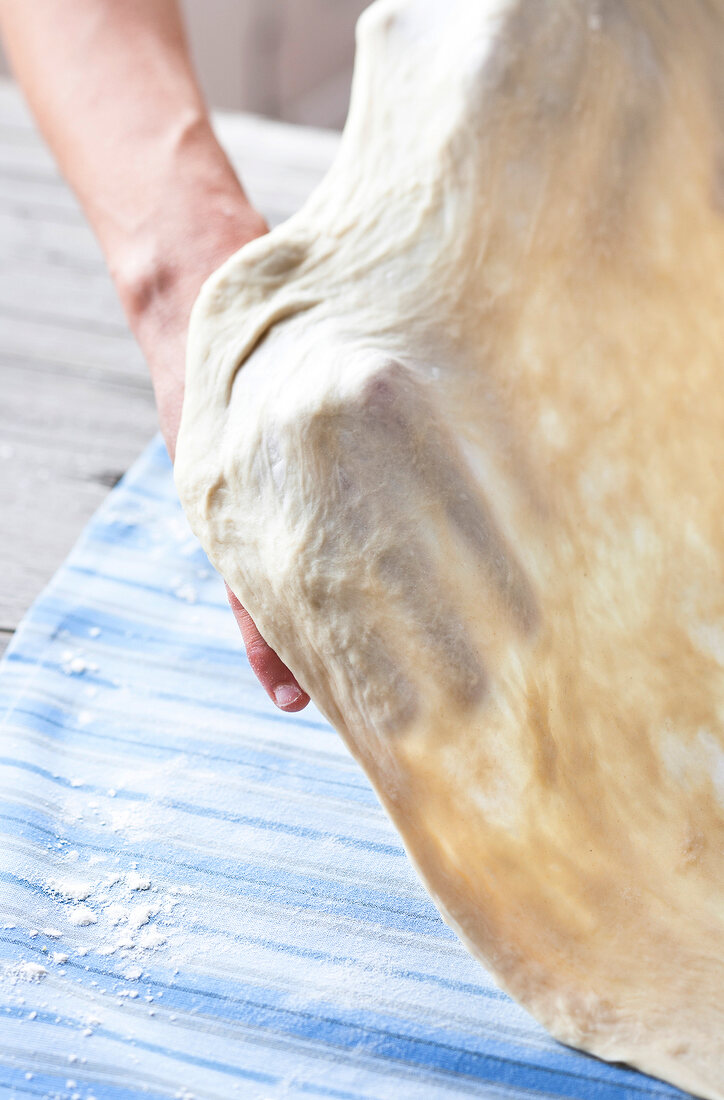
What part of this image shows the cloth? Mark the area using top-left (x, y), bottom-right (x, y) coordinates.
top-left (0, 437), bottom-right (689, 1100)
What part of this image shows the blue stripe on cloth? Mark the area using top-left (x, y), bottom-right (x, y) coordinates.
top-left (0, 435), bottom-right (692, 1100)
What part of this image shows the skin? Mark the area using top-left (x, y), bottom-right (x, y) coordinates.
top-left (0, 0), bottom-right (309, 712)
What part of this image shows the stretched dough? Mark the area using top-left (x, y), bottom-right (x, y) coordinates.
top-left (175, 2), bottom-right (724, 1095)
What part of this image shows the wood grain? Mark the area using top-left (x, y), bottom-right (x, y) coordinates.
top-left (0, 79), bottom-right (337, 644)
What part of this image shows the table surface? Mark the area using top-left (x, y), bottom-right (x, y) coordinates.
top-left (0, 78), bottom-right (338, 657)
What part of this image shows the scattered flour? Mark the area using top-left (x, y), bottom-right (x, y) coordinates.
top-left (68, 906), bottom-right (97, 928)
top-left (137, 928), bottom-right (167, 950)
top-left (61, 653), bottom-right (99, 677)
top-left (47, 877), bottom-right (92, 902)
top-left (104, 904), bottom-right (127, 926)
top-left (128, 905), bottom-right (155, 930)
top-left (15, 963), bottom-right (47, 982)
top-left (126, 872), bottom-right (151, 892)
top-left (173, 584), bottom-right (198, 604)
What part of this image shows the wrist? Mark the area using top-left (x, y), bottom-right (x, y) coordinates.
top-left (119, 200), bottom-right (266, 456)
top-left (107, 132), bottom-right (267, 454)
top-left (116, 195), bottom-right (267, 330)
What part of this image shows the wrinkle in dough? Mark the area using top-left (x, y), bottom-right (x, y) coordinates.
top-left (176, 2), bottom-right (724, 1096)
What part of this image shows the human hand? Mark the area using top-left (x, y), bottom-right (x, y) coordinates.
top-left (120, 196), bottom-right (310, 714)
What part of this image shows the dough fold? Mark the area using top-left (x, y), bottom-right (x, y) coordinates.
top-left (176, 3), bottom-right (724, 1095)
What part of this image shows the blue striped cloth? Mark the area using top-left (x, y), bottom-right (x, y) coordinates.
top-left (0, 436), bottom-right (690, 1100)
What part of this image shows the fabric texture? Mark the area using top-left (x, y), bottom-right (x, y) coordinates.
top-left (0, 437), bottom-right (690, 1100)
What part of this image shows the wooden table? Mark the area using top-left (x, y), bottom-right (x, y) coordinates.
top-left (0, 79), bottom-right (338, 656)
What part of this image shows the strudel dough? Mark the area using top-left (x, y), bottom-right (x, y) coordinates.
top-left (175, 2), bottom-right (724, 1095)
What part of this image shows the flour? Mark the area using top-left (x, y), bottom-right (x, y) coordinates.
top-left (61, 652), bottom-right (99, 677)
top-left (126, 872), bottom-right (151, 891)
top-left (68, 906), bottom-right (97, 927)
top-left (173, 583), bottom-right (198, 604)
top-left (47, 878), bottom-right (93, 902)
top-left (128, 905), bottom-right (154, 929)
top-left (13, 963), bottom-right (47, 982)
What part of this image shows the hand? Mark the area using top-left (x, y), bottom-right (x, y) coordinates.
top-left (121, 196), bottom-right (310, 714)
top-left (226, 586), bottom-right (308, 710)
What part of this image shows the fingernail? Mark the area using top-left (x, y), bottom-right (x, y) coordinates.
top-left (274, 683), bottom-right (303, 709)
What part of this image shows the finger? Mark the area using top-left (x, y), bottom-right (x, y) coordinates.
top-left (225, 584), bottom-right (310, 712)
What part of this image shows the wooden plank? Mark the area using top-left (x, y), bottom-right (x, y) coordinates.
top-left (1, 311), bottom-right (147, 383)
top-left (0, 362), bottom-right (158, 628)
top-left (0, 266), bottom-right (129, 334)
top-left (0, 209), bottom-right (106, 271)
top-left (0, 158), bottom-right (83, 215)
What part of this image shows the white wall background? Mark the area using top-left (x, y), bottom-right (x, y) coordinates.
top-left (0, 0), bottom-right (370, 129)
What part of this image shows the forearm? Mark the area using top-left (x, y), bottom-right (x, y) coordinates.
top-left (0, 0), bottom-right (266, 449)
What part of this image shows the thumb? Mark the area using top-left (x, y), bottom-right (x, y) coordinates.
top-left (225, 584), bottom-right (309, 712)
